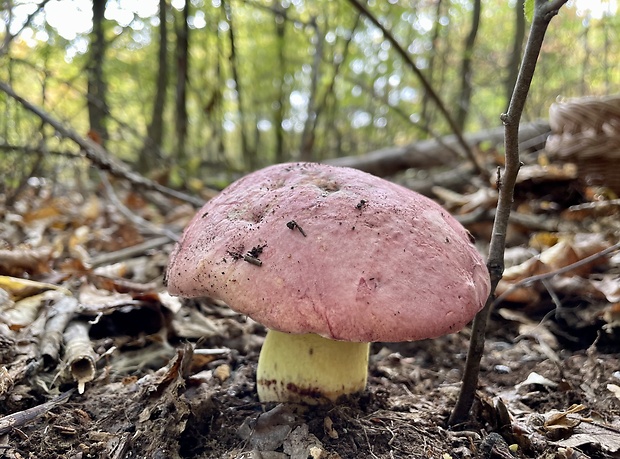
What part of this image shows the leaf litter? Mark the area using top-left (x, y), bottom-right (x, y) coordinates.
top-left (0, 154), bottom-right (619, 458)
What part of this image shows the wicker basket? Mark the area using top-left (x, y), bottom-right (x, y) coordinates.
top-left (546, 95), bottom-right (620, 193)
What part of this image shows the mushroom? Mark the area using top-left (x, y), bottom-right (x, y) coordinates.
top-left (166, 162), bottom-right (490, 404)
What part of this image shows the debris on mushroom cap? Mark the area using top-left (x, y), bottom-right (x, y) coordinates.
top-left (166, 162), bottom-right (490, 342)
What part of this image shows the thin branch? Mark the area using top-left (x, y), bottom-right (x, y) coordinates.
top-left (99, 171), bottom-right (179, 242)
top-left (0, 80), bottom-right (206, 207)
top-left (345, 0), bottom-right (486, 178)
top-left (0, 390), bottom-right (73, 435)
top-left (0, 0), bottom-right (52, 58)
top-left (449, 0), bottom-right (569, 426)
top-left (492, 240), bottom-right (620, 308)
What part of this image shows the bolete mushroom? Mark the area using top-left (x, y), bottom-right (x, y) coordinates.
top-left (166, 162), bottom-right (490, 404)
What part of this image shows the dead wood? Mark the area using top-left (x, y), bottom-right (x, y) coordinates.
top-left (0, 80), bottom-right (206, 207)
top-left (40, 296), bottom-right (80, 367)
top-left (326, 120), bottom-right (550, 177)
top-left (0, 389), bottom-right (73, 435)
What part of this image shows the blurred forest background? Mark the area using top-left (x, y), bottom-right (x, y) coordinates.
top-left (0, 0), bottom-right (618, 192)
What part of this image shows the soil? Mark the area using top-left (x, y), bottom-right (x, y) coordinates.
top-left (2, 298), bottom-right (620, 459)
top-left (2, 161), bottom-right (620, 458)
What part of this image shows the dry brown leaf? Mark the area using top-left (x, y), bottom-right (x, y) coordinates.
top-left (0, 246), bottom-right (53, 275)
top-left (77, 282), bottom-right (137, 312)
top-left (516, 163), bottom-right (578, 183)
top-left (0, 275), bottom-right (71, 300)
top-left (591, 276), bottom-right (620, 303)
top-left (553, 420), bottom-right (620, 453)
top-left (539, 240), bottom-right (580, 271)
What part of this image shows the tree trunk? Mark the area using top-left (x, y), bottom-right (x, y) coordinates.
top-left (274, 3), bottom-right (287, 164)
top-left (421, 0), bottom-right (444, 130)
top-left (299, 21), bottom-right (322, 162)
top-left (87, 0), bottom-right (108, 147)
top-left (223, 0), bottom-right (253, 170)
top-left (313, 14), bottom-right (359, 161)
top-left (175, 0), bottom-right (190, 171)
top-left (505, 0), bottom-right (526, 107)
top-left (455, 0), bottom-right (481, 132)
top-left (138, 0), bottom-right (168, 173)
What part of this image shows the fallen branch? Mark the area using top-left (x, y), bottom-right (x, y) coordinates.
top-left (88, 236), bottom-right (172, 268)
top-left (63, 321), bottom-right (97, 394)
top-left (346, 0), bottom-right (484, 176)
top-left (325, 120), bottom-right (550, 177)
top-left (40, 296), bottom-right (80, 367)
top-left (0, 80), bottom-right (206, 207)
top-left (0, 389), bottom-right (73, 435)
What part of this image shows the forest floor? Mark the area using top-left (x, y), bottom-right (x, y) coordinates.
top-left (1, 156), bottom-right (620, 459)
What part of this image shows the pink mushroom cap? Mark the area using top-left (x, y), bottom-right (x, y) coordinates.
top-left (166, 162), bottom-right (490, 342)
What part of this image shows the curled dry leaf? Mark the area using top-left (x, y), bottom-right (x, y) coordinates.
top-left (608, 384), bottom-right (620, 400)
top-left (592, 276), bottom-right (620, 303)
top-left (1, 289), bottom-right (68, 331)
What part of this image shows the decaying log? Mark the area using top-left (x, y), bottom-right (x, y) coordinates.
top-left (326, 120), bottom-right (550, 177)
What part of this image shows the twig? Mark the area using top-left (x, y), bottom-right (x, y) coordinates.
top-left (492, 240), bottom-right (620, 308)
top-left (449, 0), bottom-right (569, 426)
top-left (99, 172), bottom-right (179, 241)
top-left (569, 199), bottom-right (620, 211)
top-left (0, 389), bottom-right (73, 435)
top-left (345, 0), bottom-right (486, 178)
top-left (0, 80), bottom-right (206, 207)
top-left (88, 236), bottom-right (172, 268)
top-left (0, 1), bottom-right (52, 57)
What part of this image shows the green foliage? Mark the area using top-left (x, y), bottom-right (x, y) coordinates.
top-left (525, 0), bottom-right (535, 22)
top-left (0, 0), bottom-right (618, 185)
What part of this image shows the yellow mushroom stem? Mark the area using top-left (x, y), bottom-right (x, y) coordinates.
top-left (256, 329), bottom-right (370, 404)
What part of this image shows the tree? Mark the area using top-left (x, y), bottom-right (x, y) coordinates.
top-left (174, 1), bottom-right (190, 173)
top-left (455, 0), bottom-right (481, 131)
top-left (87, 0), bottom-right (109, 146)
top-left (138, 0), bottom-right (169, 174)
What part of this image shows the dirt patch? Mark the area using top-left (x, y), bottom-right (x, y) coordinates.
top-left (2, 304), bottom-right (620, 458)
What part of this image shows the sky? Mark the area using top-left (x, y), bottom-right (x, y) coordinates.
top-left (4, 0), bottom-right (619, 46)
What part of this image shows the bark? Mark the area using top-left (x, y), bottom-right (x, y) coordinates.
top-left (299, 20), bottom-right (323, 162)
top-left (449, 0), bottom-right (569, 426)
top-left (87, 0), bottom-right (109, 147)
top-left (421, 0), bottom-right (444, 127)
top-left (313, 14), bottom-right (359, 161)
top-left (326, 120), bottom-right (550, 177)
top-left (455, 0), bottom-right (481, 132)
top-left (138, 0), bottom-right (169, 173)
top-left (274, 3), bottom-right (287, 163)
top-left (175, 1), bottom-right (190, 170)
top-left (223, 0), bottom-right (254, 169)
